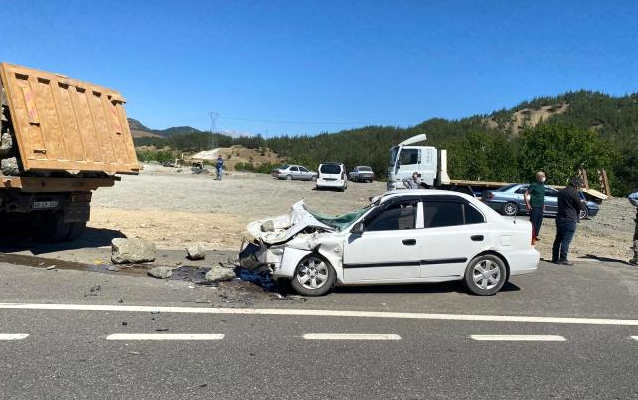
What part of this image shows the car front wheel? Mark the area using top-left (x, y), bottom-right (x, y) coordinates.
top-left (502, 202), bottom-right (518, 216)
top-left (290, 254), bottom-right (336, 296)
top-left (464, 254), bottom-right (507, 296)
top-left (579, 208), bottom-right (588, 220)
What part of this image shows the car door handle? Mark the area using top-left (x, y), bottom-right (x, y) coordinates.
top-left (402, 239), bottom-right (417, 246)
top-left (471, 235), bottom-right (484, 241)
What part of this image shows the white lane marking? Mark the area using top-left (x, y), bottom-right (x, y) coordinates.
top-left (631, 336), bottom-right (638, 341)
top-left (303, 333), bottom-right (401, 341)
top-left (1, 303), bottom-right (638, 326)
top-left (0, 334), bottom-right (29, 340)
top-left (106, 334), bottom-right (224, 341)
top-left (470, 335), bottom-right (566, 341)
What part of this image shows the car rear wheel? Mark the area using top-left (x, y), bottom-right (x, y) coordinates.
top-left (285, 174), bottom-right (293, 181)
top-left (311, 175), bottom-right (317, 182)
top-left (579, 208), bottom-right (588, 220)
top-left (290, 254), bottom-right (336, 296)
top-left (464, 254), bottom-right (507, 296)
top-left (502, 202), bottom-right (518, 216)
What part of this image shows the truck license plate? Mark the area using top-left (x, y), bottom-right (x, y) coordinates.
top-left (33, 200), bottom-right (59, 209)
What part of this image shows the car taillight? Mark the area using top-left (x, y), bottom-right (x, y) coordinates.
top-left (342, 172), bottom-right (345, 179)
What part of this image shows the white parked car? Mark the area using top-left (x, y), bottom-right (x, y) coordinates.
top-left (316, 162), bottom-right (347, 191)
top-left (240, 190), bottom-right (539, 296)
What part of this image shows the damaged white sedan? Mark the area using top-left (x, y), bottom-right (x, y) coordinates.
top-left (240, 190), bottom-right (539, 296)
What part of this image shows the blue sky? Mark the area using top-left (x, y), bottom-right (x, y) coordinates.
top-left (2, 1), bottom-right (637, 136)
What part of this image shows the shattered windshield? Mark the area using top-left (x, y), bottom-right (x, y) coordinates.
top-left (303, 204), bottom-right (372, 231)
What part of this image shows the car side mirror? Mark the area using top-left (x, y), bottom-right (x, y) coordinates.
top-left (351, 222), bottom-right (365, 234)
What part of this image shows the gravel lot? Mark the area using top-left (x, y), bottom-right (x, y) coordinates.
top-left (89, 164), bottom-right (637, 263)
top-left (90, 164), bottom-right (383, 250)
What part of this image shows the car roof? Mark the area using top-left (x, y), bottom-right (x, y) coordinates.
top-left (379, 189), bottom-right (476, 203)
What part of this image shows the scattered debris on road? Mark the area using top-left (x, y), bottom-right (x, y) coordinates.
top-left (148, 266), bottom-right (173, 279)
top-left (111, 238), bottom-right (156, 264)
top-left (46, 265), bottom-right (56, 270)
top-left (204, 265), bottom-right (236, 283)
top-left (186, 244), bottom-right (206, 261)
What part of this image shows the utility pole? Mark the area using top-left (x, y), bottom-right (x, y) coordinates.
top-left (209, 111), bottom-right (219, 149)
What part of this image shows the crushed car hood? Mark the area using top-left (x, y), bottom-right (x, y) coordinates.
top-left (246, 200), bottom-right (334, 244)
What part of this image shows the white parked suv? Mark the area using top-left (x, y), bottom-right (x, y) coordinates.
top-left (316, 162), bottom-right (347, 191)
top-left (240, 190), bottom-right (540, 296)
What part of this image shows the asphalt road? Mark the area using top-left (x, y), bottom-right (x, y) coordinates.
top-left (1, 259), bottom-right (637, 399)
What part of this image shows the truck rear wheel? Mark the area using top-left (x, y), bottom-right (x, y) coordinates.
top-left (30, 211), bottom-right (71, 243)
top-left (65, 221), bottom-right (87, 241)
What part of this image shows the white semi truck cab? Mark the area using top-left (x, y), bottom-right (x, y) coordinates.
top-left (386, 134), bottom-right (451, 191)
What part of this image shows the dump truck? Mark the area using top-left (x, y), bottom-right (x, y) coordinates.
top-left (0, 63), bottom-right (140, 242)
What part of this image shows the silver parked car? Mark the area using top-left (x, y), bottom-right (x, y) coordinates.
top-left (349, 166), bottom-right (376, 182)
top-left (271, 165), bottom-right (317, 181)
top-left (482, 183), bottom-right (599, 219)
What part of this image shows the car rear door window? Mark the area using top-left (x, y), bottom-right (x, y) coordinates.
top-left (424, 201), bottom-right (464, 228)
top-left (366, 202), bottom-right (417, 231)
top-left (290, 166), bottom-right (299, 172)
top-left (424, 200), bottom-right (485, 227)
top-left (464, 204), bottom-right (486, 224)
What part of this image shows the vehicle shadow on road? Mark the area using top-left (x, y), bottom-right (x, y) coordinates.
top-left (333, 281), bottom-right (521, 295)
top-left (0, 227), bottom-right (126, 255)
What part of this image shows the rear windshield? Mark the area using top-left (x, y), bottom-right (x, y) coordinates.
top-left (358, 166), bottom-right (372, 171)
top-left (279, 165), bottom-right (290, 170)
top-left (320, 164), bottom-right (342, 174)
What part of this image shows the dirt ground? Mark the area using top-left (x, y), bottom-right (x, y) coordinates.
top-left (89, 164), bottom-right (637, 262)
top-left (89, 164), bottom-right (383, 250)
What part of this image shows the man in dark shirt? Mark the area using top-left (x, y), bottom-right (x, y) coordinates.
top-left (552, 178), bottom-right (583, 265)
top-left (525, 171), bottom-right (546, 241)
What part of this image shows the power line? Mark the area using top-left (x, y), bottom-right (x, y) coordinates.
top-left (217, 114), bottom-right (382, 125)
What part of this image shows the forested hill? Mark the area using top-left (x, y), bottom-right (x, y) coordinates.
top-left (131, 90), bottom-right (638, 195)
top-left (266, 90), bottom-right (638, 195)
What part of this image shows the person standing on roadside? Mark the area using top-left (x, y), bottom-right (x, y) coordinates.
top-left (627, 191), bottom-right (638, 265)
top-left (215, 155), bottom-right (224, 181)
top-left (552, 178), bottom-right (583, 265)
top-left (525, 171), bottom-right (546, 241)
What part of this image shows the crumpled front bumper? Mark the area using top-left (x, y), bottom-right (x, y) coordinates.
top-left (238, 239), bottom-right (284, 271)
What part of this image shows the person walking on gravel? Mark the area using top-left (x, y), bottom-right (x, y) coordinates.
top-left (628, 191), bottom-right (638, 265)
top-left (215, 155), bottom-right (224, 181)
top-left (552, 178), bottom-right (583, 265)
top-left (525, 171), bottom-right (546, 241)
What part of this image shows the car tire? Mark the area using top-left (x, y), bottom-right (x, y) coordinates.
top-left (311, 175), bottom-right (317, 182)
top-left (464, 254), bottom-right (507, 296)
top-left (579, 208), bottom-right (588, 220)
top-left (501, 202), bottom-right (518, 216)
top-left (285, 174), bottom-right (293, 181)
top-left (290, 254), bottom-right (336, 296)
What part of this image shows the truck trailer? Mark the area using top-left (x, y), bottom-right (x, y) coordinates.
top-left (0, 63), bottom-right (140, 242)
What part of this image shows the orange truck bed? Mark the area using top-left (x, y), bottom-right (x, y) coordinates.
top-left (0, 62), bottom-right (140, 178)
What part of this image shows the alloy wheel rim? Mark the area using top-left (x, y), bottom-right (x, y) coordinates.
top-left (296, 258), bottom-right (329, 290)
top-left (504, 203), bottom-right (516, 215)
top-left (472, 260), bottom-right (501, 290)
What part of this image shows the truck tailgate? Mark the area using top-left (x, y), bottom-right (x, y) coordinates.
top-left (0, 63), bottom-right (140, 175)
